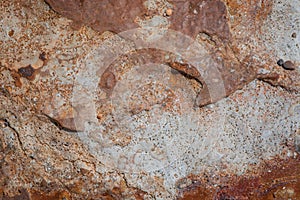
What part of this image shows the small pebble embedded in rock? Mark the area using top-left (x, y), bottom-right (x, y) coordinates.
top-left (18, 65), bottom-right (35, 78)
top-left (277, 59), bottom-right (284, 66)
top-left (0, 119), bottom-right (9, 128)
top-left (282, 60), bottom-right (296, 70)
top-left (166, 8), bottom-right (173, 16)
top-left (39, 52), bottom-right (47, 61)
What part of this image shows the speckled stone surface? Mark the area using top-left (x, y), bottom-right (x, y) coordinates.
top-left (0, 0), bottom-right (299, 199)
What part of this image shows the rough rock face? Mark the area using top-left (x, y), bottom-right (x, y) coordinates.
top-left (45, 0), bottom-right (147, 33)
top-left (169, 0), bottom-right (231, 40)
top-left (46, 0), bottom-right (232, 40)
top-left (44, 0), bottom-right (261, 113)
top-left (0, 0), bottom-right (299, 199)
top-left (42, 0), bottom-right (299, 131)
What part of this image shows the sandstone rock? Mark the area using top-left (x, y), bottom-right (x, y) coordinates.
top-left (0, 0), bottom-right (299, 199)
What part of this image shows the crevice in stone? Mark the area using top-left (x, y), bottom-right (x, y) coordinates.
top-left (4, 119), bottom-right (26, 155)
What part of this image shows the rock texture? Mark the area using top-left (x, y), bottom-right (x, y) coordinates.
top-left (0, 0), bottom-right (299, 199)
top-left (44, 0), bottom-right (299, 114)
top-left (45, 0), bottom-right (147, 33)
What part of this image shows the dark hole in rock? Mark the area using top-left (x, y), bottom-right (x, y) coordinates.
top-left (18, 65), bottom-right (35, 78)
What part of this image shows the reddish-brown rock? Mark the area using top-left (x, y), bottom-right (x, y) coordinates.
top-left (1, 0), bottom-right (299, 199)
top-left (45, 0), bottom-right (147, 33)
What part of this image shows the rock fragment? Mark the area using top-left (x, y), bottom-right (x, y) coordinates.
top-left (277, 59), bottom-right (296, 70)
top-left (282, 60), bottom-right (296, 70)
top-left (18, 65), bottom-right (35, 79)
top-left (277, 59), bottom-right (284, 66)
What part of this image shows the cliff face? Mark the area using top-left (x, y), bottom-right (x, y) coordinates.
top-left (0, 0), bottom-right (299, 199)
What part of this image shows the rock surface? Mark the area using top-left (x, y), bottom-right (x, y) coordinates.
top-left (0, 0), bottom-right (299, 199)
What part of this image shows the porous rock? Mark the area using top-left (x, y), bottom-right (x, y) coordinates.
top-left (1, 0), bottom-right (300, 199)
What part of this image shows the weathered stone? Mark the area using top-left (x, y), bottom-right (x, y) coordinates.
top-left (282, 60), bottom-right (296, 70)
top-left (1, 0), bottom-right (300, 199)
top-left (169, 0), bottom-right (231, 40)
top-left (45, 0), bottom-right (147, 33)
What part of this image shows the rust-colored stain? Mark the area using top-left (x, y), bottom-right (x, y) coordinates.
top-left (224, 0), bottom-right (273, 28)
top-left (0, 189), bottom-right (30, 200)
top-left (99, 69), bottom-right (117, 95)
top-left (45, 0), bottom-right (147, 33)
top-left (178, 156), bottom-right (300, 199)
top-left (169, 0), bottom-right (231, 40)
top-left (45, 0), bottom-right (232, 40)
top-left (29, 190), bottom-right (71, 200)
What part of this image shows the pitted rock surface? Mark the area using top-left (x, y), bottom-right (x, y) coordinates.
top-left (43, 0), bottom-right (280, 119)
top-left (1, 0), bottom-right (299, 199)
